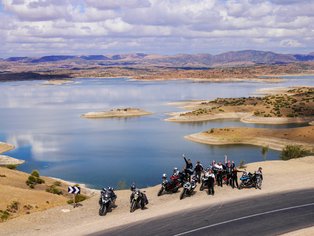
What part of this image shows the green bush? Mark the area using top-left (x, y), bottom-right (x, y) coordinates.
top-left (26, 170), bottom-right (45, 188)
top-left (0, 210), bottom-right (10, 222)
top-left (46, 185), bottom-right (63, 195)
top-left (53, 181), bottom-right (62, 187)
top-left (31, 170), bottom-right (40, 178)
top-left (280, 145), bottom-right (311, 160)
top-left (6, 164), bottom-right (17, 170)
top-left (67, 194), bottom-right (87, 204)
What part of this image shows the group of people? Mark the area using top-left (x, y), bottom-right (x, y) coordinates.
top-left (99, 154), bottom-right (263, 214)
top-left (171, 155), bottom-right (263, 195)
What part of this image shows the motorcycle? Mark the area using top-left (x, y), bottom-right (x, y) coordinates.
top-left (239, 172), bottom-right (262, 189)
top-left (130, 190), bottom-right (147, 212)
top-left (98, 190), bottom-right (115, 216)
top-left (180, 176), bottom-right (197, 200)
top-left (157, 176), bottom-right (180, 196)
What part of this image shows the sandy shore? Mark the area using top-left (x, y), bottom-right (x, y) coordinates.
top-left (255, 85), bottom-right (314, 95)
top-left (81, 108), bottom-right (152, 118)
top-left (0, 156), bottom-right (313, 235)
top-left (0, 142), bottom-right (25, 165)
top-left (166, 111), bottom-right (313, 125)
top-left (185, 126), bottom-right (314, 151)
top-left (42, 79), bottom-right (74, 85)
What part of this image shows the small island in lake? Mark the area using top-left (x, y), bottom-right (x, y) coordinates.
top-left (81, 108), bottom-right (152, 118)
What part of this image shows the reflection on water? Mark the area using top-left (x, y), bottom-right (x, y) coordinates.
top-left (0, 76), bottom-right (313, 189)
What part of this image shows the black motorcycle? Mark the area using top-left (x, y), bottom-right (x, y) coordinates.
top-left (180, 176), bottom-right (197, 200)
top-left (130, 190), bottom-right (147, 212)
top-left (99, 190), bottom-right (115, 216)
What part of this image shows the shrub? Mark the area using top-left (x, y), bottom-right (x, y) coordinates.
top-left (67, 194), bottom-right (87, 204)
top-left (31, 170), bottom-right (40, 178)
top-left (7, 201), bottom-right (20, 213)
top-left (238, 160), bottom-right (247, 169)
top-left (280, 145), bottom-right (311, 160)
top-left (53, 181), bottom-right (62, 187)
top-left (6, 164), bottom-right (17, 170)
top-left (26, 170), bottom-right (45, 188)
top-left (0, 210), bottom-right (10, 222)
top-left (46, 185), bottom-right (63, 195)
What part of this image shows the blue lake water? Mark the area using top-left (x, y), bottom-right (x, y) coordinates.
top-left (0, 75), bottom-right (313, 189)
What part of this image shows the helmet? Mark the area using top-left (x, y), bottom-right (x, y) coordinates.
top-left (173, 167), bottom-right (178, 172)
top-left (130, 184), bottom-right (136, 191)
top-left (162, 173), bottom-right (167, 178)
top-left (102, 187), bottom-right (107, 192)
top-left (108, 186), bottom-right (114, 191)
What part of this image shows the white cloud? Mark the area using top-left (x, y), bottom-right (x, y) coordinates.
top-left (0, 0), bottom-right (313, 56)
top-left (280, 39), bottom-right (302, 48)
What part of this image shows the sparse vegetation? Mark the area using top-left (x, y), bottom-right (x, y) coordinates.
top-left (26, 170), bottom-right (45, 188)
top-left (46, 185), bottom-right (63, 195)
top-left (6, 164), bottom-right (17, 170)
top-left (67, 194), bottom-right (88, 204)
top-left (7, 201), bottom-right (20, 213)
top-left (261, 146), bottom-right (269, 161)
top-left (238, 160), bottom-right (247, 169)
top-left (116, 180), bottom-right (127, 190)
top-left (280, 145), bottom-right (311, 160)
top-left (0, 210), bottom-right (10, 222)
top-left (181, 87), bottom-right (314, 119)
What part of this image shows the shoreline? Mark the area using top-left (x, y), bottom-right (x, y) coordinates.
top-left (166, 111), bottom-right (313, 125)
top-left (0, 142), bottom-right (25, 165)
top-left (81, 108), bottom-right (152, 119)
top-left (1, 156), bottom-right (313, 235)
top-left (185, 126), bottom-right (314, 151)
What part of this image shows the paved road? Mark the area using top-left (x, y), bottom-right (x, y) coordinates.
top-left (90, 189), bottom-right (314, 236)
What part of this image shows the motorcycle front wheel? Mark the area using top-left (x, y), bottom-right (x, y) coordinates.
top-left (130, 201), bottom-right (137, 213)
top-left (180, 189), bottom-right (186, 200)
top-left (157, 187), bottom-right (164, 196)
top-left (200, 183), bottom-right (204, 191)
top-left (99, 205), bottom-right (107, 216)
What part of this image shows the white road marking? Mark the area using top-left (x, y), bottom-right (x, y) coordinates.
top-left (174, 202), bottom-right (314, 236)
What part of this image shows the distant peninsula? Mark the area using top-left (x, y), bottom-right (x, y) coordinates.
top-left (0, 142), bottom-right (24, 165)
top-left (81, 108), bottom-right (152, 119)
top-left (166, 87), bottom-right (314, 125)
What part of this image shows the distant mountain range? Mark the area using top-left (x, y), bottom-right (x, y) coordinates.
top-left (2, 50), bottom-right (314, 67)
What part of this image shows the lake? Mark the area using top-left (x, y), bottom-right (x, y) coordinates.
top-left (0, 75), bottom-right (312, 189)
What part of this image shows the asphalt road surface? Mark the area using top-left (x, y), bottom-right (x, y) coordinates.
top-left (90, 189), bottom-right (314, 236)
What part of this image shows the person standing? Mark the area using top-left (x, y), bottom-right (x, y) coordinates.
top-left (231, 167), bottom-right (241, 189)
top-left (183, 155), bottom-right (193, 180)
top-left (194, 161), bottom-right (204, 183)
top-left (207, 169), bottom-right (216, 195)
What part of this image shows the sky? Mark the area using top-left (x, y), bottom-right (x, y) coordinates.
top-left (0, 0), bottom-right (313, 57)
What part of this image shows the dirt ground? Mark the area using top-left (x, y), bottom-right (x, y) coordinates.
top-left (0, 156), bottom-right (313, 236)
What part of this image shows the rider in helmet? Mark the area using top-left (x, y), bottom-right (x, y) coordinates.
top-left (130, 184), bottom-right (149, 205)
top-left (107, 186), bottom-right (117, 202)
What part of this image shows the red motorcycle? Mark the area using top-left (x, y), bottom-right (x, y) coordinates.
top-left (157, 174), bottom-right (181, 196)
